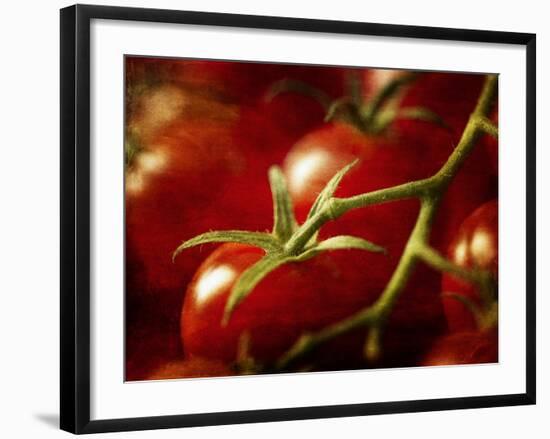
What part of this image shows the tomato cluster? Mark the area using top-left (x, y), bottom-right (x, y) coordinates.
top-left (424, 200), bottom-right (498, 366)
top-left (125, 57), bottom-right (498, 380)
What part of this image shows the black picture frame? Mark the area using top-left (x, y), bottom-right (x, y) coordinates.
top-left (60, 4), bottom-right (536, 434)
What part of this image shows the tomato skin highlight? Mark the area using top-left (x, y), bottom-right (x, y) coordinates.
top-left (442, 200), bottom-right (498, 332)
top-left (181, 243), bottom-right (444, 370)
top-left (422, 329), bottom-right (498, 366)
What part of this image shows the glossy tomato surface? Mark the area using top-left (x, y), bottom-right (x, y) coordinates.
top-left (442, 200), bottom-right (498, 332)
top-left (181, 243), bottom-right (444, 371)
top-left (422, 329), bottom-right (498, 366)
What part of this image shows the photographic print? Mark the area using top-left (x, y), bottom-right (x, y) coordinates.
top-left (124, 57), bottom-right (499, 382)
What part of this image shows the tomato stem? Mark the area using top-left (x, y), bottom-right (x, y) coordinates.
top-left (269, 166), bottom-right (298, 242)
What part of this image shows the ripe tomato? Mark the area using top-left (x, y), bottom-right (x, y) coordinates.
top-left (442, 200), bottom-right (498, 332)
top-left (126, 118), bottom-right (245, 292)
top-left (422, 329), bottom-right (498, 366)
top-left (283, 122), bottom-right (425, 238)
top-left (181, 243), bottom-right (443, 371)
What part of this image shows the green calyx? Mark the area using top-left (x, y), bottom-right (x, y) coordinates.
top-left (173, 162), bottom-right (386, 325)
top-left (266, 70), bottom-right (449, 136)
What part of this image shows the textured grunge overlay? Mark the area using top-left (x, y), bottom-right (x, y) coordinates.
top-left (124, 57), bottom-right (498, 381)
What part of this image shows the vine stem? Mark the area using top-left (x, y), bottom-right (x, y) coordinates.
top-left (276, 74), bottom-right (498, 371)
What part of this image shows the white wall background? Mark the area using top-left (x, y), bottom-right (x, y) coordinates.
top-left (0, 0), bottom-right (546, 437)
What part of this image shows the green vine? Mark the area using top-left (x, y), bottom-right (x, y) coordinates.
top-left (174, 74), bottom-right (499, 372)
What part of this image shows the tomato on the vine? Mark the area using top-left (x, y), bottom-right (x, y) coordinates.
top-left (181, 243), bottom-right (442, 370)
top-left (182, 243), bottom-right (365, 368)
top-left (281, 74), bottom-right (496, 268)
top-left (281, 122), bottom-right (445, 362)
top-left (126, 61), bottom-right (499, 378)
top-left (269, 71), bottom-right (497, 368)
top-left (283, 72), bottom-right (496, 248)
top-left (442, 200), bottom-right (498, 332)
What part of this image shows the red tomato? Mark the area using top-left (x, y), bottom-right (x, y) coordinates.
top-left (126, 120), bottom-right (245, 291)
top-left (442, 200), bottom-right (498, 332)
top-left (283, 122), bottom-right (426, 233)
top-left (422, 329), bottom-right (498, 366)
top-left (181, 243), bottom-right (443, 371)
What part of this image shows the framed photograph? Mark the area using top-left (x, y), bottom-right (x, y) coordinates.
top-left (60, 4), bottom-right (536, 434)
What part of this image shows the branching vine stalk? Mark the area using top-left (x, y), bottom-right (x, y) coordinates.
top-left (174, 74), bottom-right (498, 373)
top-left (274, 74), bottom-right (498, 371)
